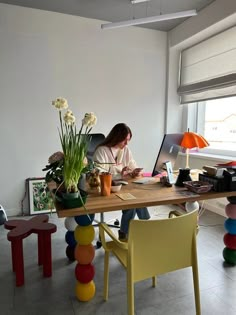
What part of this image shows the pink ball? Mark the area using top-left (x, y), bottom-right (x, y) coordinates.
top-left (226, 203), bottom-right (236, 219)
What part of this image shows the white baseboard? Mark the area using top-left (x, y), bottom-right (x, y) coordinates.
top-left (201, 199), bottom-right (227, 217)
top-left (4, 208), bottom-right (24, 217)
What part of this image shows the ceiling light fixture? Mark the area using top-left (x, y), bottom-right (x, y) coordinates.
top-left (101, 9), bottom-right (197, 30)
top-left (131, 0), bottom-right (150, 3)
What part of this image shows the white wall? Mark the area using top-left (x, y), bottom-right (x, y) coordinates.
top-left (0, 3), bottom-right (167, 215)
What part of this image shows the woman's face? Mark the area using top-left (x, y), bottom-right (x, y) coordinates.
top-left (117, 133), bottom-right (131, 149)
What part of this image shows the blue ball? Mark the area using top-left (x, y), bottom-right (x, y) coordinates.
top-left (224, 218), bottom-right (236, 235)
top-left (74, 214), bottom-right (95, 226)
top-left (65, 230), bottom-right (77, 247)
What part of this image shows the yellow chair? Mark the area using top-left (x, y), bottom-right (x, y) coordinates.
top-left (99, 209), bottom-right (201, 315)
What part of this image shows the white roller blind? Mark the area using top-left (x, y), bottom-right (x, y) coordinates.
top-left (178, 26), bottom-right (236, 104)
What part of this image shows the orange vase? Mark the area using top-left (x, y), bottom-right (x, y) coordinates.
top-left (99, 173), bottom-right (112, 196)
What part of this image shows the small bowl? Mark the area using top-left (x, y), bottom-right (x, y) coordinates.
top-left (111, 184), bottom-right (122, 193)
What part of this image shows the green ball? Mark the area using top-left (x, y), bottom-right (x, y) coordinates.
top-left (223, 247), bottom-right (236, 265)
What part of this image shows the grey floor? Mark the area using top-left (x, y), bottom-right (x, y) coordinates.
top-left (1, 206), bottom-right (236, 315)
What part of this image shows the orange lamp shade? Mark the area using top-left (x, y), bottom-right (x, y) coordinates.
top-left (180, 132), bottom-right (209, 149)
top-left (180, 131), bottom-right (209, 170)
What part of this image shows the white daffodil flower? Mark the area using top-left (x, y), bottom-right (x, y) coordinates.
top-left (82, 112), bottom-right (97, 127)
top-left (64, 110), bottom-right (76, 125)
top-left (52, 97), bottom-right (68, 110)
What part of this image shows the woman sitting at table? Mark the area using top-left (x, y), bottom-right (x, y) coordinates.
top-left (93, 123), bottom-right (150, 241)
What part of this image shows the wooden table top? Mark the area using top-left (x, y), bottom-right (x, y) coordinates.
top-left (54, 179), bottom-right (236, 218)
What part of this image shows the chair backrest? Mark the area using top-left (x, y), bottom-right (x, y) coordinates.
top-left (128, 209), bottom-right (198, 283)
top-left (86, 133), bottom-right (105, 162)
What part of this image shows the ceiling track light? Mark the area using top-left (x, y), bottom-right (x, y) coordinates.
top-left (131, 0), bottom-right (150, 3)
top-left (101, 9), bottom-right (197, 30)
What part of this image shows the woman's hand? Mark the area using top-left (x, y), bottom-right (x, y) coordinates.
top-left (121, 167), bottom-right (143, 178)
top-left (121, 166), bottom-right (131, 178)
top-left (130, 168), bottom-right (143, 178)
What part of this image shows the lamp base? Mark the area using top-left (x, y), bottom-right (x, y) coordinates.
top-left (175, 168), bottom-right (192, 187)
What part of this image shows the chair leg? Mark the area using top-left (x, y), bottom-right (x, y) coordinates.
top-left (192, 266), bottom-right (201, 315)
top-left (152, 276), bottom-right (156, 287)
top-left (104, 251), bottom-right (109, 301)
top-left (127, 273), bottom-right (134, 315)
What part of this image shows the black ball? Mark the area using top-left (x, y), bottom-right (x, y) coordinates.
top-left (66, 245), bottom-right (76, 261)
top-left (227, 197), bottom-right (236, 204)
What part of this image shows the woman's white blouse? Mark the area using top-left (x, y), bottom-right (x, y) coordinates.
top-left (93, 145), bottom-right (137, 178)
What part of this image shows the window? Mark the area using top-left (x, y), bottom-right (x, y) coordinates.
top-left (192, 96), bottom-right (236, 157)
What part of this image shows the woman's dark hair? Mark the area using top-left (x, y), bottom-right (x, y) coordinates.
top-left (99, 123), bottom-right (132, 147)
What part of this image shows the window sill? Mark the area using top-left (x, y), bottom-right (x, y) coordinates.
top-left (179, 151), bottom-right (235, 163)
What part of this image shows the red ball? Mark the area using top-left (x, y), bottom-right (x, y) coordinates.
top-left (75, 263), bottom-right (95, 283)
top-left (224, 233), bottom-right (236, 250)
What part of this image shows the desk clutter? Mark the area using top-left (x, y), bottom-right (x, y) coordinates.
top-left (200, 162), bottom-right (236, 192)
top-left (183, 181), bottom-right (213, 193)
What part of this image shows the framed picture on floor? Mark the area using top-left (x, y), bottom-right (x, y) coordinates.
top-left (28, 178), bottom-right (55, 215)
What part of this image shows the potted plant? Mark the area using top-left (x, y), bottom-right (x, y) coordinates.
top-left (43, 151), bottom-right (64, 188)
top-left (45, 97), bottom-right (97, 208)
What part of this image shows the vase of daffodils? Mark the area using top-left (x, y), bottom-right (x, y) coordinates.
top-left (49, 97), bottom-right (97, 208)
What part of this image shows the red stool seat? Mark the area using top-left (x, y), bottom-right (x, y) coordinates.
top-left (4, 214), bottom-right (57, 286)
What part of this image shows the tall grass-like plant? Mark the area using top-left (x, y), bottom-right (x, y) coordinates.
top-left (52, 97), bottom-right (97, 193)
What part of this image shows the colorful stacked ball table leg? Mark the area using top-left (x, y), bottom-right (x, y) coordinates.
top-left (223, 197), bottom-right (236, 264)
top-left (64, 217), bottom-right (78, 261)
top-left (74, 214), bottom-right (96, 301)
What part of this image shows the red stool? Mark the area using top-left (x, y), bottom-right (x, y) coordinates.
top-left (4, 214), bottom-right (57, 286)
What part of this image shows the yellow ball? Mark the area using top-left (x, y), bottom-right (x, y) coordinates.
top-left (75, 280), bottom-right (96, 301)
top-left (74, 225), bottom-right (95, 245)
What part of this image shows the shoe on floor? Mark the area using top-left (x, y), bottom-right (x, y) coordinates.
top-left (118, 230), bottom-right (128, 242)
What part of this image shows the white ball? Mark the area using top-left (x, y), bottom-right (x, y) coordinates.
top-left (185, 201), bottom-right (199, 212)
top-left (64, 217), bottom-right (77, 231)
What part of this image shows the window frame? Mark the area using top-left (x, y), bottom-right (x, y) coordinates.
top-left (183, 101), bottom-right (236, 158)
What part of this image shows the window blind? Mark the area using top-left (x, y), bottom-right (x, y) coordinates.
top-left (178, 26), bottom-right (236, 104)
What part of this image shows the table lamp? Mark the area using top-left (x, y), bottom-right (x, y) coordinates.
top-left (175, 130), bottom-right (209, 186)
